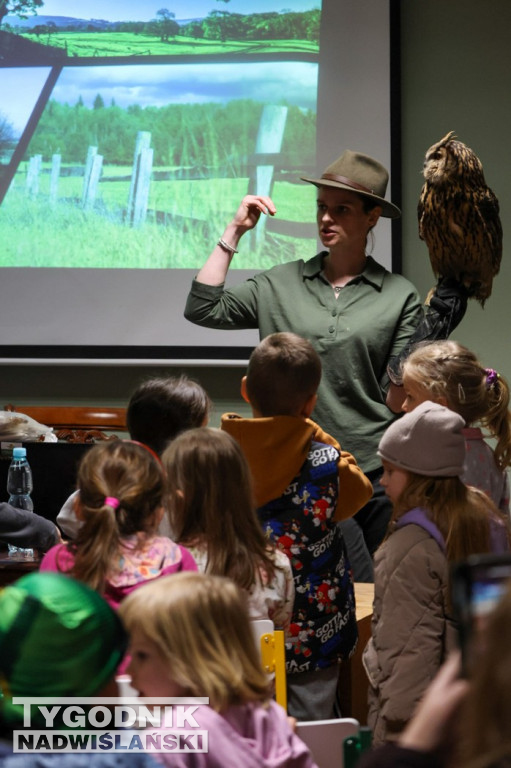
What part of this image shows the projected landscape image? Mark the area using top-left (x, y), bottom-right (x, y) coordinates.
top-left (0, 0), bottom-right (321, 271)
top-left (0, 0), bottom-right (320, 62)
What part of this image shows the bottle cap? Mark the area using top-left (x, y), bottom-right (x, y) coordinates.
top-left (12, 447), bottom-right (27, 459)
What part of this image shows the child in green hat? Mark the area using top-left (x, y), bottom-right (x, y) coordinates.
top-left (0, 571), bottom-right (157, 768)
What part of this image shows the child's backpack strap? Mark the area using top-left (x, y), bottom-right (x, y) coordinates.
top-left (396, 507), bottom-right (446, 553)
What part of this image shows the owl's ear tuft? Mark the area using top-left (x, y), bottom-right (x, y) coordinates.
top-left (440, 130), bottom-right (457, 146)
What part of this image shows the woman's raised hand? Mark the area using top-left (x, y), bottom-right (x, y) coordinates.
top-left (231, 195), bottom-right (277, 232)
top-left (194, 195), bottom-right (277, 285)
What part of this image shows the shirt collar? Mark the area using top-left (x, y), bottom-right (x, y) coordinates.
top-left (304, 252), bottom-right (386, 290)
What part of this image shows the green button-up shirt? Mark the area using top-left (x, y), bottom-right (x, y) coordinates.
top-left (184, 253), bottom-right (421, 472)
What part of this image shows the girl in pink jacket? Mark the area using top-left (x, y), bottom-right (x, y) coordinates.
top-left (119, 571), bottom-right (319, 768)
top-left (40, 440), bottom-right (196, 608)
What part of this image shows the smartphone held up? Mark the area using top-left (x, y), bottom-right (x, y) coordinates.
top-left (451, 553), bottom-right (511, 676)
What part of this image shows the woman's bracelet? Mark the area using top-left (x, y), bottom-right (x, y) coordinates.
top-left (217, 237), bottom-right (239, 254)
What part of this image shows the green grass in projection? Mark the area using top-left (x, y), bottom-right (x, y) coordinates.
top-left (2, 177), bottom-right (316, 269)
top-left (10, 7), bottom-right (320, 60)
top-left (2, 94), bottom-right (317, 269)
top-left (18, 31), bottom-right (319, 58)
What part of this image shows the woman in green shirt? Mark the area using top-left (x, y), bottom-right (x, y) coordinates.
top-left (185, 150), bottom-right (422, 579)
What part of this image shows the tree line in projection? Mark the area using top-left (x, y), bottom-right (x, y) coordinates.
top-left (1, 5), bottom-right (320, 45)
top-left (25, 97), bottom-right (316, 170)
top-left (138, 9), bottom-right (320, 44)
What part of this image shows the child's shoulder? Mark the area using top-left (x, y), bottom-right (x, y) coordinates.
top-left (380, 514), bottom-right (447, 570)
top-left (148, 534), bottom-right (180, 549)
top-left (375, 521), bottom-right (450, 598)
top-left (307, 418), bottom-right (341, 452)
top-left (39, 542), bottom-right (74, 572)
top-left (122, 534), bottom-right (193, 568)
top-left (271, 547), bottom-right (293, 570)
top-left (146, 535), bottom-right (192, 563)
top-left (395, 508), bottom-right (446, 554)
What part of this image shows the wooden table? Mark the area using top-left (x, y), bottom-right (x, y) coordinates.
top-left (337, 582), bottom-right (374, 724)
top-left (0, 546), bottom-right (40, 587)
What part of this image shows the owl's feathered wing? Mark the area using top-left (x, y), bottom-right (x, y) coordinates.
top-left (418, 132), bottom-right (502, 305)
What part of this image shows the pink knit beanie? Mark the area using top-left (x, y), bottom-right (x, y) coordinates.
top-left (378, 400), bottom-right (465, 477)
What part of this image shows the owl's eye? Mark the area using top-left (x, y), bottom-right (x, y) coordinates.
top-left (430, 151), bottom-right (442, 160)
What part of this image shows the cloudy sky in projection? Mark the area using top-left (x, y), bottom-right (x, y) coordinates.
top-left (1, 68), bottom-right (51, 133)
top-left (29, 0), bottom-right (319, 23)
top-left (1, 3), bottom-right (320, 141)
top-left (51, 62), bottom-right (318, 111)
top-left (1, 61), bottom-right (317, 136)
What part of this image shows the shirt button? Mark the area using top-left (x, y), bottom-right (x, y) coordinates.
top-left (328, 325), bottom-right (335, 333)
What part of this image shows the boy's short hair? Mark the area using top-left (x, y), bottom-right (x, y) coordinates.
top-left (126, 375), bottom-right (210, 455)
top-left (246, 332), bottom-right (321, 416)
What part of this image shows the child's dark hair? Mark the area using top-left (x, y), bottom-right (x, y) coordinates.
top-left (246, 332), bottom-right (321, 417)
top-left (126, 375), bottom-right (211, 455)
top-left (403, 340), bottom-right (511, 470)
top-left (70, 440), bottom-right (164, 592)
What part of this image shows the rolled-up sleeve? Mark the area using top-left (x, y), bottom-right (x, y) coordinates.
top-left (184, 279), bottom-right (260, 330)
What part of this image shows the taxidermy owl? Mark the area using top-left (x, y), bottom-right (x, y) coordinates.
top-left (418, 131), bottom-right (502, 305)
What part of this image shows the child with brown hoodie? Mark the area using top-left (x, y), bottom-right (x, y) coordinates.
top-left (221, 331), bottom-right (372, 721)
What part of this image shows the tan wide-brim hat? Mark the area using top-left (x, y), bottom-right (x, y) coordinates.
top-left (301, 149), bottom-right (401, 219)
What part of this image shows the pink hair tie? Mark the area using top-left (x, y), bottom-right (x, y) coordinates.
top-left (485, 368), bottom-right (499, 389)
top-left (104, 496), bottom-right (120, 510)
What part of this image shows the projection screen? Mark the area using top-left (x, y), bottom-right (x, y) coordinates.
top-left (0, 0), bottom-right (398, 362)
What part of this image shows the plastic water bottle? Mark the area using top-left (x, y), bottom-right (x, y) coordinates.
top-left (7, 446), bottom-right (34, 557)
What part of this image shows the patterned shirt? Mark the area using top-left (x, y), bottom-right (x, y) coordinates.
top-left (258, 440), bottom-right (358, 674)
top-left (40, 535), bottom-right (197, 609)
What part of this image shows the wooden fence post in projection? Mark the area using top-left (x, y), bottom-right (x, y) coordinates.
top-left (82, 146), bottom-right (103, 210)
top-left (26, 154), bottom-right (42, 198)
top-left (248, 105), bottom-right (288, 249)
top-left (49, 154), bottom-right (61, 204)
top-left (127, 131), bottom-right (153, 227)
